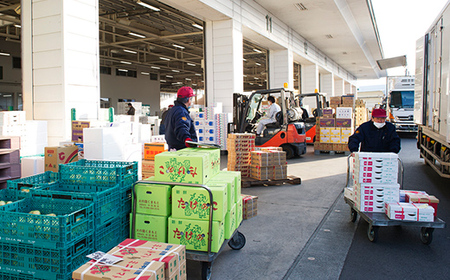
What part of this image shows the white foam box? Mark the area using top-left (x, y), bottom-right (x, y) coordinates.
top-left (21, 156), bottom-right (45, 177)
top-left (0, 111), bottom-right (26, 125)
top-left (336, 107), bottom-right (353, 119)
top-left (196, 128), bottom-right (205, 136)
top-left (204, 120), bottom-right (215, 128)
top-left (138, 123), bottom-right (152, 143)
top-left (386, 202), bottom-right (434, 221)
top-left (355, 183), bottom-right (399, 195)
top-left (83, 127), bottom-right (127, 160)
top-left (205, 128), bottom-right (216, 136)
top-left (320, 127), bottom-right (331, 136)
top-left (353, 175), bottom-right (398, 184)
top-left (198, 135), bottom-right (206, 142)
top-left (355, 200), bottom-right (385, 213)
top-left (194, 119), bottom-right (205, 127)
top-left (194, 112), bottom-right (205, 119)
top-left (151, 135), bottom-right (166, 143)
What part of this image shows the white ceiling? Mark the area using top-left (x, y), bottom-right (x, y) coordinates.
top-left (254, 0), bottom-right (385, 79)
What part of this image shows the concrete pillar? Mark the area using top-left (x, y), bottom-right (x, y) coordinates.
top-left (301, 64), bottom-right (319, 93)
top-left (321, 73), bottom-right (334, 96)
top-left (22, 0), bottom-right (100, 145)
top-left (269, 49), bottom-right (293, 89)
top-left (205, 19), bottom-right (243, 114)
top-left (334, 78), bottom-right (345, 96)
top-left (345, 82), bottom-right (352, 95)
top-left (352, 85), bottom-right (357, 96)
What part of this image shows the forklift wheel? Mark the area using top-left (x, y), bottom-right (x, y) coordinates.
top-left (281, 144), bottom-right (295, 159)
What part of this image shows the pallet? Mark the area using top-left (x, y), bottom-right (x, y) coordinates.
top-left (242, 175), bottom-right (301, 188)
top-left (314, 150), bottom-right (350, 156)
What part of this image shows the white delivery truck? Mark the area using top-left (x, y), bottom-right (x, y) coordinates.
top-left (385, 76), bottom-right (417, 132)
top-left (415, 2), bottom-right (450, 178)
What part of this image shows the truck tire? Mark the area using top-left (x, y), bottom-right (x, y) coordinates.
top-left (281, 144), bottom-right (295, 159)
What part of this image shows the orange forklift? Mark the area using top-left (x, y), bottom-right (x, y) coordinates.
top-left (295, 92), bottom-right (328, 144)
top-left (230, 88), bottom-right (307, 159)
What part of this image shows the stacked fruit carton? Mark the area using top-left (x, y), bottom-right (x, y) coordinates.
top-left (131, 147), bottom-right (243, 254)
top-left (354, 99), bottom-right (368, 127)
top-left (227, 133), bottom-right (255, 177)
top-left (250, 148), bottom-right (287, 180)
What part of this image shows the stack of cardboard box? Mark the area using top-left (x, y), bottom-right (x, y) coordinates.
top-left (131, 147), bottom-right (243, 254)
top-left (354, 99), bottom-right (368, 127)
top-left (242, 194), bottom-right (258, 219)
top-left (142, 142), bottom-right (167, 179)
top-left (227, 133), bottom-right (255, 177)
top-left (249, 148), bottom-right (287, 180)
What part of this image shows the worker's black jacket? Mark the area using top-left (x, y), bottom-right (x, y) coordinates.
top-left (164, 101), bottom-right (197, 150)
top-left (348, 121), bottom-right (401, 153)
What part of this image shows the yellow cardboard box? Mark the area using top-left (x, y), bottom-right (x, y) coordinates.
top-left (44, 145), bottom-right (78, 172)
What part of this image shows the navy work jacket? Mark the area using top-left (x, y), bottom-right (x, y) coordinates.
top-left (164, 101), bottom-right (197, 150)
top-left (348, 121), bottom-right (401, 153)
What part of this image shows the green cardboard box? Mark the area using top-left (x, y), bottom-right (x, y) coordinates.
top-left (172, 185), bottom-right (227, 221)
top-left (182, 147), bottom-right (221, 177)
top-left (155, 151), bottom-right (211, 184)
top-left (130, 213), bottom-right (168, 243)
top-left (236, 199), bottom-right (243, 229)
top-left (207, 179), bottom-right (234, 211)
top-left (134, 182), bottom-right (172, 216)
top-left (168, 217), bottom-right (224, 253)
top-left (224, 203), bottom-right (237, 239)
top-left (211, 171), bottom-right (241, 203)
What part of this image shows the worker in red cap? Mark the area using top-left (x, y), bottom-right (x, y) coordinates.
top-left (348, 107), bottom-right (401, 153)
top-left (163, 86), bottom-right (198, 150)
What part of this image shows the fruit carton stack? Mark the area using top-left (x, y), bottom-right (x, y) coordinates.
top-left (131, 147), bottom-right (243, 254)
top-left (354, 99), bottom-right (368, 127)
top-left (250, 147), bottom-right (287, 180)
top-left (227, 133), bottom-right (255, 177)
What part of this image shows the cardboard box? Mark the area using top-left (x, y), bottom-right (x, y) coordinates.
top-left (320, 127), bottom-right (331, 136)
top-left (224, 204), bottom-right (237, 239)
top-left (322, 108), bottom-right (334, 117)
top-left (330, 136), bottom-right (341, 144)
top-left (250, 166), bottom-right (271, 180)
top-left (142, 159), bottom-right (155, 173)
top-left (270, 151), bottom-right (286, 165)
top-left (336, 107), bottom-right (353, 119)
top-left (330, 128), bottom-right (341, 136)
top-left (319, 118), bottom-right (335, 127)
top-left (144, 142), bottom-right (167, 160)
top-left (44, 145), bottom-right (78, 172)
top-left (183, 147), bottom-right (221, 176)
top-left (329, 96), bottom-right (341, 105)
top-left (399, 190), bottom-right (428, 202)
top-left (320, 135), bottom-right (331, 143)
top-left (386, 202), bottom-right (434, 221)
top-left (172, 185), bottom-right (227, 221)
top-left (236, 199), bottom-right (243, 227)
top-left (251, 151), bottom-right (272, 166)
top-left (71, 120), bottom-right (90, 142)
top-left (135, 181), bottom-right (172, 216)
top-left (168, 217), bottom-right (224, 253)
top-left (272, 165), bottom-right (287, 180)
top-left (208, 173), bottom-right (237, 209)
top-left (242, 194), bottom-right (258, 219)
top-left (155, 151), bottom-right (212, 184)
top-left (131, 213), bottom-right (168, 243)
top-left (336, 119), bottom-right (353, 128)
top-left (227, 133), bottom-right (256, 139)
top-left (216, 171), bottom-right (242, 203)
top-left (405, 193), bottom-right (439, 216)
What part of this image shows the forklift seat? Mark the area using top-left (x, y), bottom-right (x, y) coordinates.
top-left (265, 111), bottom-right (283, 128)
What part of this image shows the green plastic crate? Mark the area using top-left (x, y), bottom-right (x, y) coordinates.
top-left (7, 171), bottom-right (59, 198)
top-left (0, 189), bottom-right (25, 211)
top-left (32, 182), bottom-right (121, 227)
top-left (0, 234), bottom-right (94, 280)
top-left (59, 159), bottom-right (138, 186)
top-left (0, 194), bottom-right (94, 249)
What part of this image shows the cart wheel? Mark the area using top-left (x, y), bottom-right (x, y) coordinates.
top-left (201, 262), bottom-right (212, 280)
top-left (367, 225), bottom-right (379, 242)
top-left (420, 227), bottom-right (434, 245)
top-left (228, 231), bottom-right (246, 250)
top-left (350, 208), bottom-right (358, 223)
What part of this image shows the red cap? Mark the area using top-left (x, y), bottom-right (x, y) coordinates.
top-left (168, 105), bottom-right (174, 108)
top-left (372, 108), bottom-right (387, 118)
top-left (177, 86), bottom-right (195, 98)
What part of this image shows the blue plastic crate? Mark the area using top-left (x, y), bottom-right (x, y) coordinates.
top-left (59, 160), bottom-right (138, 186)
top-left (0, 234), bottom-right (94, 280)
top-left (7, 171), bottom-right (59, 198)
top-left (0, 188), bottom-right (26, 211)
top-left (32, 182), bottom-right (122, 227)
top-left (94, 217), bottom-right (123, 253)
top-left (0, 194), bottom-right (94, 249)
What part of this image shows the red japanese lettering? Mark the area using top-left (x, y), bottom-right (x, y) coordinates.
top-left (178, 198), bottom-right (186, 209)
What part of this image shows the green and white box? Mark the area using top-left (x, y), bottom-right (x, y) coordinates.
top-left (168, 217), bottom-right (224, 253)
top-left (155, 151), bottom-right (211, 184)
top-left (172, 185), bottom-right (227, 221)
top-left (224, 203), bottom-right (237, 239)
top-left (134, 182), bottom-right (172, 216)
top-left (235, 199), bottom-right (243, 229)
top-left (130, 213), bottom-right (168, 243)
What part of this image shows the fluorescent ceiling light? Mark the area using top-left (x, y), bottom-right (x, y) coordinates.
top-left (192, 23), bottom-right (203, 30)
top-left (185, 78), bottom-right (191, 81)
top-left (166, 75), bottom-right (173, 78)
top-left (173, 44), bottom-right (185, 49)
top-left (118, 69), bottom-right (128, 72)
top-left (243, 75), bottom-right (247, 77)
top-left (253, 48), bottom-right (262, 53)
top-left (187, 63), bottom-right (196, 66)
top-left (160, 79), bottom-right (166, 82)
top-left (128, 31), bottom-right (146, 38)
top-left (151, 66), bottom-right (160, 69)
top-left (195, 73), bottom-right (202, 76)
top-left (171, 69), bottom-right (180, 72)
top-left (124, 49), bottom-right (137, 54)
top-left (192, 84), bottom-right (197, 86)
top-left (254, 77), bottom-right (259, 79)
top-left (249, 83), bottom-right (254, 85)
top-left (120, 61), bottom-right (132, 64)
top-left (243, 58), bottom-right (247, 61)
top-left (0, 52), bottom-right (10, 56)
top-left (255, 63), bottom-right (261, 66)
top-left (160, 57), bottom-right (170, 61)
top-left (137, 0), bottom-right (160, 11)
top-left (141, 72), bottom-right (150, 75)
top-left (14, 24), bottom-right (21, 28)
top-left (3, 95), bottom-right (11, 97)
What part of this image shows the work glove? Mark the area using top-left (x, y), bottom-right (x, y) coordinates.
top-left (185, 138), bottom-right (193, 148)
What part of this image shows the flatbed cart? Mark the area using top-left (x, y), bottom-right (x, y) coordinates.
top-left (131, 180), bottom-right (246, 280)
top-left (344, 155), bottom-right (446, 244)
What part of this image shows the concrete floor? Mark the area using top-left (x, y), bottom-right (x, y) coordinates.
top-left (186, 135), bottom-right (450, 279)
